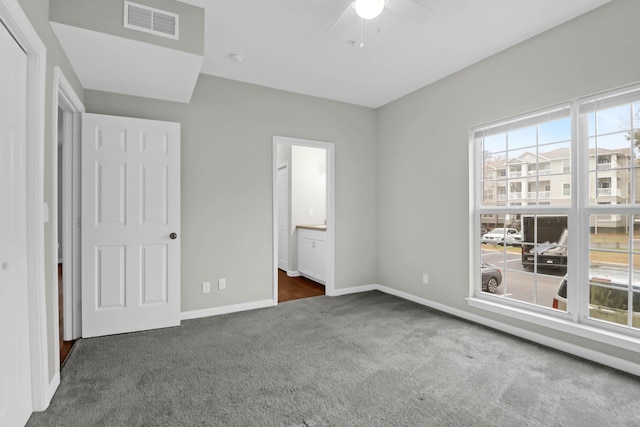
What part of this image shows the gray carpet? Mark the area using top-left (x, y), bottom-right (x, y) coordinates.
top-left (28, 291), bottom-right (640, 426)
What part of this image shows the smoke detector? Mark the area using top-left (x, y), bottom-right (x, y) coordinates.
top-left (230, 53), bottom-right (244, 63)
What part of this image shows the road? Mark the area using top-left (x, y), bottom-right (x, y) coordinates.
top-left (482, 247), bottom-right (565, 309)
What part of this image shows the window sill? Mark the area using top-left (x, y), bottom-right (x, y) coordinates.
top-left (466, 296), bottom-right (640, 354)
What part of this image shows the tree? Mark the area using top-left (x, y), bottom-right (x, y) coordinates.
top-left (627, 109), bottom-right (640, 161)
top-left (629, 129), bottom-right (640, 155)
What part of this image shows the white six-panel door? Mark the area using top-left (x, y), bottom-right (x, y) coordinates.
top-left (0, 19), bottom-right (32, 426)
top-left (81, 113), bottom-right (180, 338)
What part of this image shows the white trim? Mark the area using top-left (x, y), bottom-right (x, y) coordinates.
top-left (53, 66), bottom-right (85, 346)
top-left (0, 0), bottom-right (49, 412)
top-left (47, 371), bottom-right (60, 404)
top-left (180, 299), bottom-right (276, 321)
top-left (328, 284), bottom-right (378, 296)
top-left (571, 100), bottom-right (584, 324)
top-left (277, 162), bottom-right (289, 272)
top-left (473, 103), bottom-right (571, 138)
top-left (272, 136), bottom-right (336, 304)
top-left (286, 270), bottom-right (301, 277)
top-left (469, 129), bottom-right (479, 298)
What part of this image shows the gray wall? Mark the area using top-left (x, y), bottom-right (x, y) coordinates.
top-left (17, 0), bottom-right (85, 383)
top-left (376, 0), bottom-right (640, 365)
top-left (49, 0), bottom-right (204, 55)
top-left (84, 75), bottom-right (378, 312)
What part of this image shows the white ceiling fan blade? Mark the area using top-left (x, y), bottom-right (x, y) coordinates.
top-left (323, 0), bottom-right (357, 38)
top-left (406, 0), bottom-right (434, 12)
top-left (384, 0), bottom-right (433, 25)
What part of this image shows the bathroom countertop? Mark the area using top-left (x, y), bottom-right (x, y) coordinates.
top-left (297, 224), bottom-right (327, 231)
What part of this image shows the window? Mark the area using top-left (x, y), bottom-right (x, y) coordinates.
top-left (539, 162), bottom-right (551, 175)
top-left (474, 84), bottom-right (640, 337)
top-left (582, 86), bottom-right (640, 330)
top-left (476, 105), bottom-right (571, 311)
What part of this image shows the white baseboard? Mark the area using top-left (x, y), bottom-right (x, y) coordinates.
top-left (328, 284), bottom-right (378, 296)
top-left (180, 299), bottom-right (276, 321)
top-left (286, 270), bottom-right (301, 277)
top-left (44, 370), bottom-right (60, 411)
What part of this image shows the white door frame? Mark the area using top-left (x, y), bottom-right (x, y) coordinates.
top-left (0, 0), bottom-right (50, 411)
top-left (272, 135), bottom-right (335, 301)
top-left (277, 163), bottom-right (289, 272)
top-left (53, 66), bottom-right (84, 347)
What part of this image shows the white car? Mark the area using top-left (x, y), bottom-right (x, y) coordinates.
top-left (481, 228), bottom-right (518, 244)
top-left (498, 231), bottom-right (522, 246)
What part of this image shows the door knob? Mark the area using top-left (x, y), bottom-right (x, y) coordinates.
top-left (170, 233), bottom-right (177, 240)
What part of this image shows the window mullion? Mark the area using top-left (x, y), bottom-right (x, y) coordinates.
top-left (571, 101), bottom-right (586, 323)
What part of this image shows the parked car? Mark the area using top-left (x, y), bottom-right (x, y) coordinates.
top-left (481, 227), bottom-right (518, 244)
top-left (552, 275), bottom-right (568, 311)
top-left (498, 231), bottom-right (522, 246)
top-left (552, 268), bottom-right (640, 323)
top-left (481, 262), bottom-right (502, 293)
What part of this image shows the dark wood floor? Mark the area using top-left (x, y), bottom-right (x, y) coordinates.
top-left (278, 269), bottom-right (325, 303)
top-left (58, 264), bottom-right (75, 366)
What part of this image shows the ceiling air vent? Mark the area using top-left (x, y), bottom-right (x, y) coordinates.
top-left (124, 1), bottom-right (179, 40)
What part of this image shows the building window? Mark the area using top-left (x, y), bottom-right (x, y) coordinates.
top-left (475, 84), bottom-right (640, 336)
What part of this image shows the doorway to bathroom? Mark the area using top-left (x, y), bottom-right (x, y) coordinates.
top-left (273, 136), bottom-right (335, 303)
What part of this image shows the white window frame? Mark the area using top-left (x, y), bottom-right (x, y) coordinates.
top-left (470, 85), bottom-right (640, 359)
top-left (578, 84), bottom-right (640, 335)
top-left (473, 103), bottom-right (575, 317)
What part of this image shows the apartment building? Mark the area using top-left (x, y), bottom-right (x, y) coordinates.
top-left (482, 145), bottom-right (639, 231)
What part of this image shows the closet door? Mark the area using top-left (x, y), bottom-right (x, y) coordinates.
top-left (0, 19), bottom-right (32, 427)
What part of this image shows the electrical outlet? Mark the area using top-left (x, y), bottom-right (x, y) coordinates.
top-left (422, 273), bottom-right (429, 285)
top-left (202, 281), bottom-right (211, 294)
top-left (218, 278), bottom-right (227, 290)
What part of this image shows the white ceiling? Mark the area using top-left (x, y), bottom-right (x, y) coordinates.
top-left (180, 0), bottom-right (611, 108)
